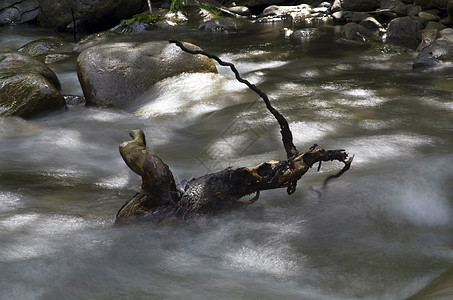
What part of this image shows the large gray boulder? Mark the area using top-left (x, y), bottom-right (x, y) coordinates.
top-left (387, 16), bottom-right (427, 40)
top-left (37, 0), bottom-right (144, 33)
top-left (413, 39), bottom-right (453, 67)
top-left (0, 0), bottom-right (40, 24)
top-left (76, 41), bottom-right (218, 108)
top-left (0, 51), bottom-right (65, 118)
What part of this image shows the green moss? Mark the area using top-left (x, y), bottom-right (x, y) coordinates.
top-left (120, 13), bottom-right (160, 25)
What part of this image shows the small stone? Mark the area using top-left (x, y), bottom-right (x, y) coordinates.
top-left (419, 11), bottom-right (439, 21)
top-left (227, 6), bottom-right (251, 16)
top-left (359, 16), bottom-right (383, 30)
top-left (424, 21), bottom-right (447, 30)
top-left (416, 29), bottom-right (439, 51)
top-left (439, 28), bottom-right (453, 42)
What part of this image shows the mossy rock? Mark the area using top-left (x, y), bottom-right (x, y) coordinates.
top-left (0, 73), bottom-right (65, 118)
top-left (0, 50), bottom-right (65, 118)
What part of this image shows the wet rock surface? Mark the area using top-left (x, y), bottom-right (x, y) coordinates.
top-left (0, 51), bottom-right (65, 118)
top-left (76, 41), bottom-right (218, 108)
top-left (0, 0), bottom-right (40, 24)
top-left (36, 0), bottom-right (144, 33)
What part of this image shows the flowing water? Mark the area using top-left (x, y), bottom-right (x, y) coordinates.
top-left (1, 22), bottom-right (453, 299)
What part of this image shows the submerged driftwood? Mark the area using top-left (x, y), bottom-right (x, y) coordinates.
top-left (115, 40), bottom-right (353, 224)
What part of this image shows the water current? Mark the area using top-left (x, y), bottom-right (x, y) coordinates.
top-left (1, 22), bottom-right (453, 299)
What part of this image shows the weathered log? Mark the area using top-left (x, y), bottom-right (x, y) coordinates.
top-left (115, 130), bottom-right (352, 224)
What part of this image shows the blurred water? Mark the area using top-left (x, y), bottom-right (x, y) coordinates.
top-left (1, 24), bottom-right (453, 299)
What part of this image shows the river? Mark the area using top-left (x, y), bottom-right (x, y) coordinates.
top-left (1, 22), bottom-right (453, 299)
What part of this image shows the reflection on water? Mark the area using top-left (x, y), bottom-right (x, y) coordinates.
top-left (1, 23), bottom-right (453, 299)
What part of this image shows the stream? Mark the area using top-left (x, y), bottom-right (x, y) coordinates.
top-left (1, 22), bottom-right (453, 299)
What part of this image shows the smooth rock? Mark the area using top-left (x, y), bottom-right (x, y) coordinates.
top-left (413, 39), bottom-right (453, 67)
top-left (76, 41), bottom-right (218, 108)
top-left (37, 0), bottom-right (143, 33)
top-left (359, 16), bottom-right (383, 29)
top-left (419, 11), bottom-right (440, 21)
top-left (439, 27), bottom-right (453, 41)
top-left (341, 22), bottom-right (377, 42)
top-left (387, 16), bottom-right (427, 40)
top-left (0, 51), bottom-right (65, 118)
top-left (406, 5), bottom-right (422, 17)
top-left (416, 29), bottom-right (439, 51)
top-left (0, 0), bottom-right (40, 24)
top-left (424, 20), bottom-right (447, 30)
top-left (226, 6), bottom-right (252, 16)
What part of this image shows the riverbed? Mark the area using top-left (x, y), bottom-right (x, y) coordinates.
top-left (1, 22), bottom-right (453, 299)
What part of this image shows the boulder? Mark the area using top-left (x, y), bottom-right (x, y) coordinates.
top-left (359, 16), bottom-right (384, 30)
top-left (439, 27), bottom-right (453, 41)
top-left (341, 22), bottom-right (378, 42)
top-left (226, 6), bottom-right (252, 16)
top-left (424, 20), bottom-right (447, 30)
top-left (413, 39), bottom-right (453, 67)
top-left (387, 16), bottom-right (427, 40)
top-left (76, 41), bottom-right (218, 108)
top-left (419, 11), bottom-right (440, 21)
top-left (37, 0), bottom-right (144, 33)
top-left (0, 0), bottom-right (40, 24)
top-left (0, 51), bottom-right (65, 118)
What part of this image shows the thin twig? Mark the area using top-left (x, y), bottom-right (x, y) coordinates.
top-left (169, 39), bottom-right (298, 159)
top-left (322, 155), bottom-right (354, 189)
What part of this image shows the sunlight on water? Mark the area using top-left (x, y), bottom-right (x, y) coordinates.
top-left (80, 108), bottom-right (129, 122)
top-left (225, 245), bottom-right (300, 278)
top-left (95, 175), bottom-right (130, 189)
top-left (291, 121), bottom-right (334, 144)
top-left (135, 73), bottom-right (234, 118)
top-left (338, 88), bottom-right (387, 107)
top-left (342, 134), bottom-right (434, 165)
top-left (23, 128), bottom-right (83, 150)
top-left (219, 52), bottom-right (288, 75)
top-left (0, 192), bottom-right (24, 213)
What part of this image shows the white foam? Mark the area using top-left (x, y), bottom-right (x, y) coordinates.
top-left (134, 73), bottom-right (228, 118)
top-left (0, 192), bottom-right (24, 213)
top-left (95, 175), bottom-right (129, 189)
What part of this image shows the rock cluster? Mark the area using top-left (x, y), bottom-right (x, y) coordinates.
top-left (251, 0), bottom-right (453, 67)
